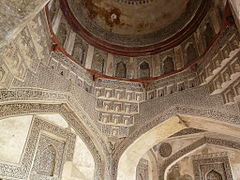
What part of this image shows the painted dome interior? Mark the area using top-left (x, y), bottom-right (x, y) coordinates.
top-left (49, 0), bottom-right (228, 79)
top-left (61, 0), bottom-right (206, 48)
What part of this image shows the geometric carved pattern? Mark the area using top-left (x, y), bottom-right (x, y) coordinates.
top-left (139, 61), bottom-right (150, 79)
top-left (116, 62), bottom-right (127, 78)
top-left (158, 137), bottom-right (240, 180)
top-left (30, 135), bottom-right (65, 179)
top-left (159, 143), bottom-right (172, 158)
top-left (192, 152), bottom-right (233, 180)
top-left (163, 57), bottom-right (174, 75)
top-left (136, 158), bottom-right (149, 180)
top-left (207, 170), bottom-right (223, 180)
top-left (94, 86), bottom-right (141, 138)
top-left (0, 117), bottom-right (75, 180)
top-left (39, 145), bottom-right (56, 176)
top-left (0, 102), bottom-right (106, 179)
top-left (0, 7), bottom-right (239, 180)
top-left (167, 164), bottom-right (193, 180)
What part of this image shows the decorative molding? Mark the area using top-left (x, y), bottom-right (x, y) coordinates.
top-left (192, 152), bottom-right (233, 180)
top-left (59, 0), bottom-right (210, 56)
top-left (0, 117), bottom-right (76, 179)
top-left (113, 0), bottom-right (154, 6)
top-left (0, 102), bottom-right (106, 179)
top-left (158, 137), bottom-right (240, 180)
top-left (159, 143), bottom-right (172, 158)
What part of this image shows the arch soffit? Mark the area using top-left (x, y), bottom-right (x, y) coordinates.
top-left (116, 109), bottom-right (240, 180)
top-left (116, 105), bottom-right (240, 158)
top-left (159, 136), bottom-right (240, 180)
top-left (146, 149), bottom-right (158, 180)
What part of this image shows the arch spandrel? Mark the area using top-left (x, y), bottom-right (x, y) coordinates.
top-left (0, 101), bottom-right (107, 180)
top-left (116, 113), bottom-right (240, 180)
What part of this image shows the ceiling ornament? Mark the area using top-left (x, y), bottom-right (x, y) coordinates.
top-left (113, 0), bottom-right (155, 5)
top-left (60, 0), bottom-right (211, 56)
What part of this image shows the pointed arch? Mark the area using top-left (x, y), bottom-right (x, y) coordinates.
top-left (203, 22), bottom-right (215, 48)
top-left (0, 101), bottom-right (107, 179)
top-left (93, 54), bottom-right (105, 73)
top-left (116, 62), bottom-right (127, 78)
top-left (39, 144), bottom-right (56, 176)
top-left (72, 36), bottom-right (85, 64)
top-left (207, 170), bottom-right (223, 180)
top-left (117, 113), bottom-right (240, 180)
top-left (146, 150), bottom-right (158, 180)
top-left (163, 57), bottom-right (174, 74)
top-left (139, 61), bottom-right (150, 78)
top-left (186, 43), bottom-right (198, 65)
top-left (57, 22), bottom-right (68, 46)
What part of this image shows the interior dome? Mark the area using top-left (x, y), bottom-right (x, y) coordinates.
top-left (52, 0), bottom-right (227, 80)
top-left (60, 0), bottom-right (209, 56)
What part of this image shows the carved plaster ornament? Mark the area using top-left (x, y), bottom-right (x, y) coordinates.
top-left (110, 13), bottom-right (117, 21)
top-left (233, 40), bottom-right (239, 47)
top-left (228, 92), bottom-right (234, 102)
top-left (159, 143), bottom-right (172, 157)
top-left (78, 48), bottom-right (83, 59)
top-left (115, 105), bottom-right (120, 112)
top-left (215, 60), bottom-right (221, 67)
top-left (106, 91), bottom-right (111, 98)
top-left (208, 67), bottom-right (213, 76)
top-left (108, 141), bottom-right (115, 153)
top-left (126, 105), bottom-right (130, 113)
top-left (13, 58), bottom-right (19, 67)
top-left (18, 66), bottom-right (24, 77)
top-left (112, 129), bottom-right (118, 136)
top-left (127, 93), bottom-right (131, 100)
top-left (158, 90), bottom-right (164, 97)
top-left (124, 119), bottom-right (129, 125)
top-left (96, 90), bottom-right (101, 97)
top-left (105, 104), bottom-right (110, 111)
top-left (181, 174), bottom-right (193, 180)
top-left (234, 63), bottom-right (240, 72)
top-left (136, 94), bottom-right (141, 101)
top-left (223, 50), bottom-right (229, 58)
top-left (224, 72), bottom-right (231, 81)
top-left (114, 118), bottom-right (118, 124)
top-left (0, 67), bottom-right (5, 81)
top-left (168, 86), bottom-right (174, 94)
top-left (116, 92), bottom-right (121, 99)
top-left (192, 152), bottom-right (233, 180)
top-left (167, 164), bottom-right (181, 178)
top-left (103, 117), bottom-right (108, 123)
top-left (216, 81), bottom-right (222, 89)
top-left (149, 93), bottom-right (154, 99)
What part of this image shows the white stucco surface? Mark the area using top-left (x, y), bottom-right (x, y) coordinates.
top-left (72, 136), bottom-right (95, 180)
top-left (62, 136), bottom-right (95, 180)
top-left (37, 113), bottom-right (69, 128)
top-left (0, 115), bottom-right (32, 163)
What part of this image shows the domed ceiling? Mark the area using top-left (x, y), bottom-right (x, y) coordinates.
top-left (60, 0), bottom-right (210, 56)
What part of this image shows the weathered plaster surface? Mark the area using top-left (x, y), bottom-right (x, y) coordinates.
top-left (0, 0), bottom-right (50, 48)
top-left (37, 113), bottom-right (69, 128)
top-left (0, 115), bottom-right (32, 164)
